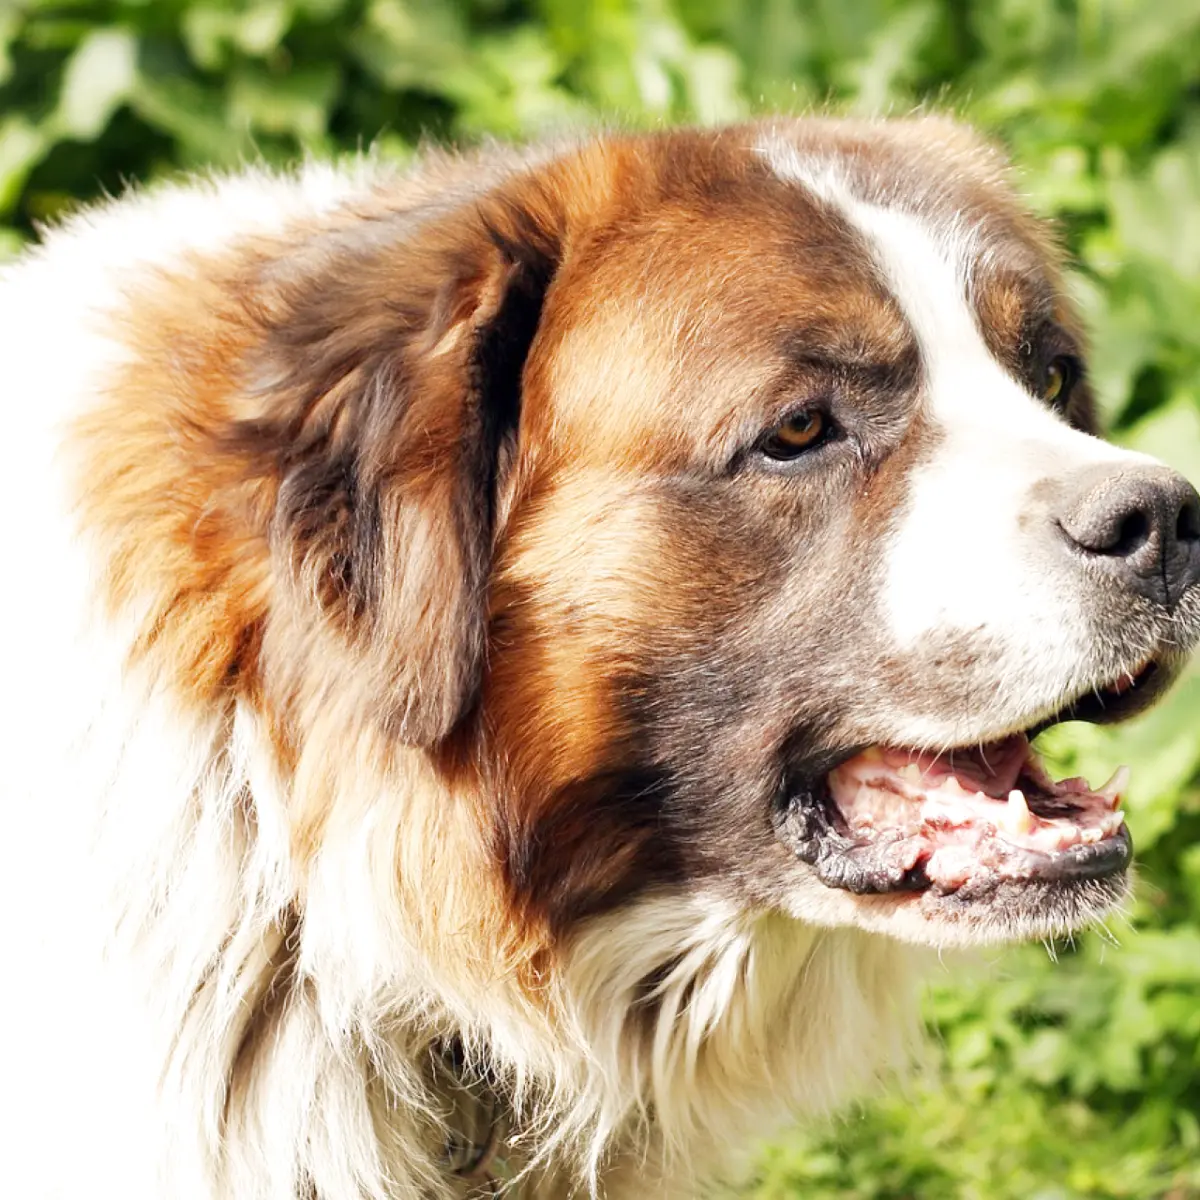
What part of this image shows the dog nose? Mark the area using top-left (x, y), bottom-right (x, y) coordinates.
top-left (1057, 464), bottom-right (1200, 607)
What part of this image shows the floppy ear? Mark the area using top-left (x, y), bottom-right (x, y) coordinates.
top-left (251, 191), bottom-right (563, 746)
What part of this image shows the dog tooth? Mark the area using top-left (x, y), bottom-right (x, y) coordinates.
top-left (1006, 789), bottom-right (1034, 836)
top-left (941, 776), bottom-right (965, 795)
top-left (899, 764), bottom-right (923, 784)
top-left (1080, 828), bottom-right (1102, 844)
top-left (1098, 765), bottom-right (1130, 810)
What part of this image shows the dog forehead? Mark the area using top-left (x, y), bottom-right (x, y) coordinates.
top-left (525, 119), bottom-right (1077, 472)
top-left (756, 124), bottom-right (1068, 371)
top-left (528, 161), bottom-right (913, 467)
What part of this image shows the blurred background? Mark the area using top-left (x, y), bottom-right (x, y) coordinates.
top-left (3, 1), bottom-right (1199, 1196)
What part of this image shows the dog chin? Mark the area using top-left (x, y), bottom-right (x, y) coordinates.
top-left (783, 869), bottom-right (1133, 950)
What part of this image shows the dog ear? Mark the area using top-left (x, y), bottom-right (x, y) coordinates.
top-left (252, 186), bottom-right (564, 746)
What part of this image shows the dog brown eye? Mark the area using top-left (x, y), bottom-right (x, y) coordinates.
top-left (1043, 356), bottom-right (1074, 405)
top-left (763, 410), bottom-right (828, 459)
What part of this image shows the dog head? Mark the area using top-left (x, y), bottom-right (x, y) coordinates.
top-left (269, 120), bottom-right (1200, 950)
top-left (92, 118), bottom-right (1200, 956)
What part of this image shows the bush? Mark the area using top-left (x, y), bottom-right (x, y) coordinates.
top-left (4, 2), bottom-right (1199, 1195)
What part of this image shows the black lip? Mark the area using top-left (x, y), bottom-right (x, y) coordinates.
top-left (773, 777), bottom-right (928, 895)
top-left (775, 777), bottom-right (1133, 898)
top-left (1030, 823), bottom-right (1133, 883)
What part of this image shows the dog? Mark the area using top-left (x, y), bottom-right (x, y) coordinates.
top-left (2, 116), bottom-right (1198, 1200)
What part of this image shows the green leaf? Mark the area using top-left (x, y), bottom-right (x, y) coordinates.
top-left (0, 116), bottom-right (48, 217)
top-left (0, 225), bottom-right (27, 261)
top-left (56, 26), bottom-right (139, 141)
top-left (131, 70), bottom-right (245, 164)
top-left (1121, 392), bottom-right (1200, 484)
top-left (228, 64), bottom-right (339, 142)
top-left (0, 9), bottom-right (21, 87)
top-left (182, 2), bottom-right (291, 71)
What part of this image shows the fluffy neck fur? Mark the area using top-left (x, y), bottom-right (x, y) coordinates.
top-left (93, 680), bottom-right (923, 1200)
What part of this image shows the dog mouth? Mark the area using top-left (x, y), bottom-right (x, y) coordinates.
top-left (778, 661), bottom-right (1161, 899)
top-left (814, 735), bottom-right (1129, 895)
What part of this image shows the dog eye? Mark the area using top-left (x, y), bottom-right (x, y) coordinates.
top-left (1042, 356), bottom-right (1078, 406)
top-left (761, 409), bottom-right (831, 459)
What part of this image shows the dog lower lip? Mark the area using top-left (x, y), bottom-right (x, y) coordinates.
top-left (777, 734), bottom-right (1133, 899)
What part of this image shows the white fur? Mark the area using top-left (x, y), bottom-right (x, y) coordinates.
top-left (0, 164), bottom-right (370, 1197)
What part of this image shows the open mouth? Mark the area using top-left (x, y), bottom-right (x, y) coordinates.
top-left (819, 735), bottom-right (1129, 894)
top-left (779, 661), bottom-right (1161, 899)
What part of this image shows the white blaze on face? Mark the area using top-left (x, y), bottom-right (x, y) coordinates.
top-left (761, 138), bottom-right (1158, 740)
top-left (847, 203), bottom-right (1131, 643)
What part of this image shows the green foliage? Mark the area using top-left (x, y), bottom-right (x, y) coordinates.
top-left (2, 1), bottom-right (1199, 1195)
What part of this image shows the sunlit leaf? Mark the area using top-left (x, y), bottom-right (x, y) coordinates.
top-left (182, 2), bottom-right (291, 70)
top-left (0, 116), bottom-right (47, 216)
top-left (56, 26), bottom-right (138, 140)
top-left (228, 64), bottom-right (339, 142)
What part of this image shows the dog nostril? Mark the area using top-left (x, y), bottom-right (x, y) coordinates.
top-left (1112, 510), bottom-right (1150, 556)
